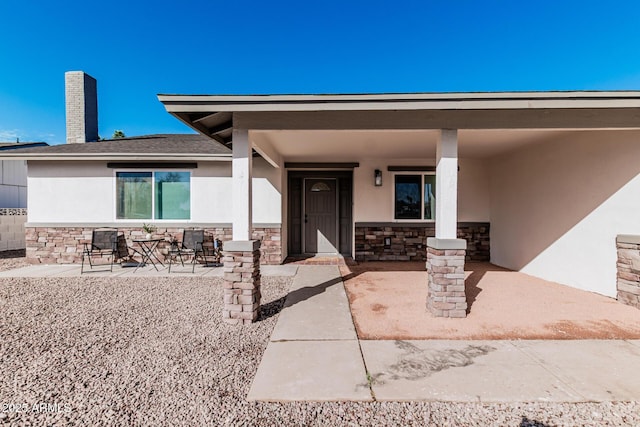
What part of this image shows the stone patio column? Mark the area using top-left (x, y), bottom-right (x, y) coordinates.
top-left (426, 238), bottom-right (467, 318)
top-left (223, 128), bottom-right (261, 324)
top-left (222, 240), bottom-right (261, 324)
top-left (427, 129), bottom-right (467, 318)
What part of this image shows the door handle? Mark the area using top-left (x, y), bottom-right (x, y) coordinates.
top-left (304, 214), bottom-right (308, 223)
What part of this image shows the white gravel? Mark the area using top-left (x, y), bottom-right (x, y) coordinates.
top-left (0, 253), bottom-right (639, 426)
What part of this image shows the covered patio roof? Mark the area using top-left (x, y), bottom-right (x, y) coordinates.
top-left (158, 91), bottom-right (640, 146)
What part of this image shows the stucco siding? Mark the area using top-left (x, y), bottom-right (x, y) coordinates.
top-left (27, 158), bottom-right (282, 225)
top-left (28, 161), bottom-right (113, 223)
top-left (353, 157), bottom-right (490, 223)
top-left (490, 130), bottom-right (640, 297)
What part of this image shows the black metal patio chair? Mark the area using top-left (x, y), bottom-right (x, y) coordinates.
top-left (81, 229), bottom-right (120, 273)
top-left (168, 229), bottom-right (205, 273)
top-left (201, 237), bottom-right (223, 268)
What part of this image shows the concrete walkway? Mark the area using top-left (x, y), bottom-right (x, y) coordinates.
top-left (249, 265), bottom-right (640, 402)
top-left (250, 265), bottom-right (371, 401)
top-left (0, 263), bottom-right (297, 278)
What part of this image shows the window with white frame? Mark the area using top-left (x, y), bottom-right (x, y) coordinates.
top-left (116, 171), bottom-right (191, 220)
top-left (394, 174), bottom-right (436, 220)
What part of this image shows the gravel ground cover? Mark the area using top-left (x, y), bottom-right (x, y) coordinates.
top-left (0, 255), bottom-right (639, 426)
top-left (0, 250), bottom-right (28, 272)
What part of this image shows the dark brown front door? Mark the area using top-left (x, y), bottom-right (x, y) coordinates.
top-left (304, 178), bottom-right (338, 253)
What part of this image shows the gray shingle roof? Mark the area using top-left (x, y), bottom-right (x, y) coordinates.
top-left (4, 134), bottom-right (230, 156)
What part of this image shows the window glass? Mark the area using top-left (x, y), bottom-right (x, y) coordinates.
top-left (116, 171), bottom-right (190, 220)
top-left (116, 172), bottom-right (152, 219)
top-left (394, 175), bottom-right (422, 219)
top-left (424, 175), bottom-right (436, 220)
top-left (155, 172), bottom-right (190, 219)
top-left (310, 182), bottom-right (331, 192)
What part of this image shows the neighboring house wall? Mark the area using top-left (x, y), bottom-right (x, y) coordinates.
top-left (490, 130), bottom-right (640, 297)
top-left (0, 159), bottom-right (27, 208)
top-left (0, 160), bottom-right (28, 251)
top-left (0, 208), bottom-right (27, 251)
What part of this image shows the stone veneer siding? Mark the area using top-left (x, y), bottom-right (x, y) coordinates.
top-left (616, 235), bottom-right (640, 309)
top-left (25, 225), bottom-right (281, 265)
top-left (426, 246), bottom-right (467, 318)
top-left (222, 241), bottom-right (261, 325)
top-left (355, 222), bottom-right (489, 262)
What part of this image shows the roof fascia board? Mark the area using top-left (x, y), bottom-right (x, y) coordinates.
top-left (158, 91), bottom-right (640, 102)
top-left (159, 92), bottom-right (640, 113)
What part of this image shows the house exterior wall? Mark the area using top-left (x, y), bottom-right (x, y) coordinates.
top-left (25, 225), bottom-right (281, 265)
top-left (25, 154), bottom-right (489, 263)
top-left (353, 157), bottom-right (490, 222)
top-left (490, 130), bottom-right (640, 297)
top-left (25, 158), bottom-right (284, 264)
top-left (355, 222), bottom-right (489, 261)
top-left (351, 157), bottom-right (490, 260)
top-left (26, 158), bottom-right (281, 224)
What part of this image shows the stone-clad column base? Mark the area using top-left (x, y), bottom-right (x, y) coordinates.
top-left (426, 238), bottom-right (467, 318)
top-left (616, 235), bottom-right (640, 309)
top-left (222, 240), bottom-right (261, 325)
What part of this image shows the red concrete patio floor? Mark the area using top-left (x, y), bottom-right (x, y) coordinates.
top-left (341, 262), bottom-right (640, 340)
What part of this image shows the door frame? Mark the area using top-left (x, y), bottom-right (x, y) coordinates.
top-left (287, 170), bottom-right (353, 257)
top-left (303, 177), bottom-right (339, 254)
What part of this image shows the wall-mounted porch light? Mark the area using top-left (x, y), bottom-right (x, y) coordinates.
top-left (374, 169), bottom-right (382, 186)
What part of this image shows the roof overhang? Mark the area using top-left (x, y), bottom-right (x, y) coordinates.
top-left (0, 153), bottom-right (231, 161)
top-left (158, 91), bottom-right (640, 145)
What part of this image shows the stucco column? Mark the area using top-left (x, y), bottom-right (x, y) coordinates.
top-left (232, 128), bottom-right (252, 241)
top-left (435, 129), bottom-right (458, 239)
top-left (427, 129), bottom-right (468, 318)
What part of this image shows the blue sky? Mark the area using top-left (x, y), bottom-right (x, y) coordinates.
top-left (1, 1), bottom-right (640, 145)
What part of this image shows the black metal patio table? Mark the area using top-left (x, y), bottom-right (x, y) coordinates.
top-left (132, 238), bottom-right (165, 272)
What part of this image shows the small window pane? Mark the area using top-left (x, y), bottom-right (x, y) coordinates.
top-left (155, 172), bottom-right (190, 219)
top-left (310, 182), bottom-right (331, 192)
top-left (424, 175), bottom-right (436, 220)
top-left (116, 172), bottom-right (152, 219)
top-left (394, 175), bottom-right (422, 219)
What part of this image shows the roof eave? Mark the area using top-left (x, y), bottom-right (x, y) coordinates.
top-left (0, 153), bottom-right (232, 161)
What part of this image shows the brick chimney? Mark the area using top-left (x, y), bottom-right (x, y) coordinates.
top-left (65, 71), bottom-right (98, 143)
